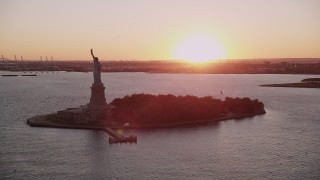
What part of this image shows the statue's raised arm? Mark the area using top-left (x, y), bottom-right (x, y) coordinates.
top-left (90, 49), bottom-right (95, 59)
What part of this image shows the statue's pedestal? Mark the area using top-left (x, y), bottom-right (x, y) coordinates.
top-left (57, 78), bottom-right (111, 125)
top-left (87, 82), bottom-right (110, 124)
top-left (90, 83), bottom-right (106, 106)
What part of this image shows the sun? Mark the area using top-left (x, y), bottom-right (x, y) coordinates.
top-left (173, 35), bottom-right (226, 63)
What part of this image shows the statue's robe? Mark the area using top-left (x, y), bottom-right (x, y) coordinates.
top-left (93, 59), bottom-right (102, 84)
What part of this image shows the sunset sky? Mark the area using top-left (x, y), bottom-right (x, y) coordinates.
top-left (1, 0), bottom-right (320, 61)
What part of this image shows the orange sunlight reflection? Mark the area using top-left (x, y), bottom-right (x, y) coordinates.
top-left (173, 35), bottom-right (226, 63)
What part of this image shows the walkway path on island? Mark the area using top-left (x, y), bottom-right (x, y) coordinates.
top-left (27, 115), bottom-right (128, 142)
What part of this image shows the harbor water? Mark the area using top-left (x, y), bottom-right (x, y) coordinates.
top-left (0, 71), bottom-right (319, 179)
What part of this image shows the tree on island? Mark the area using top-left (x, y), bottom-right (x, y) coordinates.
top-left (110, 94), bottom-right (265, 125)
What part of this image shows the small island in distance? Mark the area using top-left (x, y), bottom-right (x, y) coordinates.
top-left (261, 78), bottom-right (320, 88)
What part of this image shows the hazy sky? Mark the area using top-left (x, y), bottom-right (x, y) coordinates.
top-left (1, 0), bottom-right (320, 61)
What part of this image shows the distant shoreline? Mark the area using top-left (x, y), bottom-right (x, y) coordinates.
top-left (260, 83), bottom-right (320, 88)
top-left (1, 59), bottom-right (320, 74)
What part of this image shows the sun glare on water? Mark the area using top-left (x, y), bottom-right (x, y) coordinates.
top-left (174, 35), bottom-right (226, 63)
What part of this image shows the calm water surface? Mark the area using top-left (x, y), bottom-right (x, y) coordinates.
top-left (0, 71), bottom-right (319, 179)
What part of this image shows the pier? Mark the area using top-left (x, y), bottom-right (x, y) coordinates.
top-left (27, 115), bottom-right (137, 144)
top-left (105, 127), bottom-right (137, 144)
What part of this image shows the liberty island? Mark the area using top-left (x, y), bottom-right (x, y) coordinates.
top-left (27, 49), bottom-right (266, 144)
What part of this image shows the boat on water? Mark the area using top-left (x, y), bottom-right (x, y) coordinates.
top-left (1, 74), bottom-right (18, 77)
top-left (1, 74), bottom-right (37, 77)
top-left (21, 74), bottom-right (37, 76)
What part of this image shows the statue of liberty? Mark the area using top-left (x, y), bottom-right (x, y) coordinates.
top-left (90, 49), bottom-right (102, 84)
